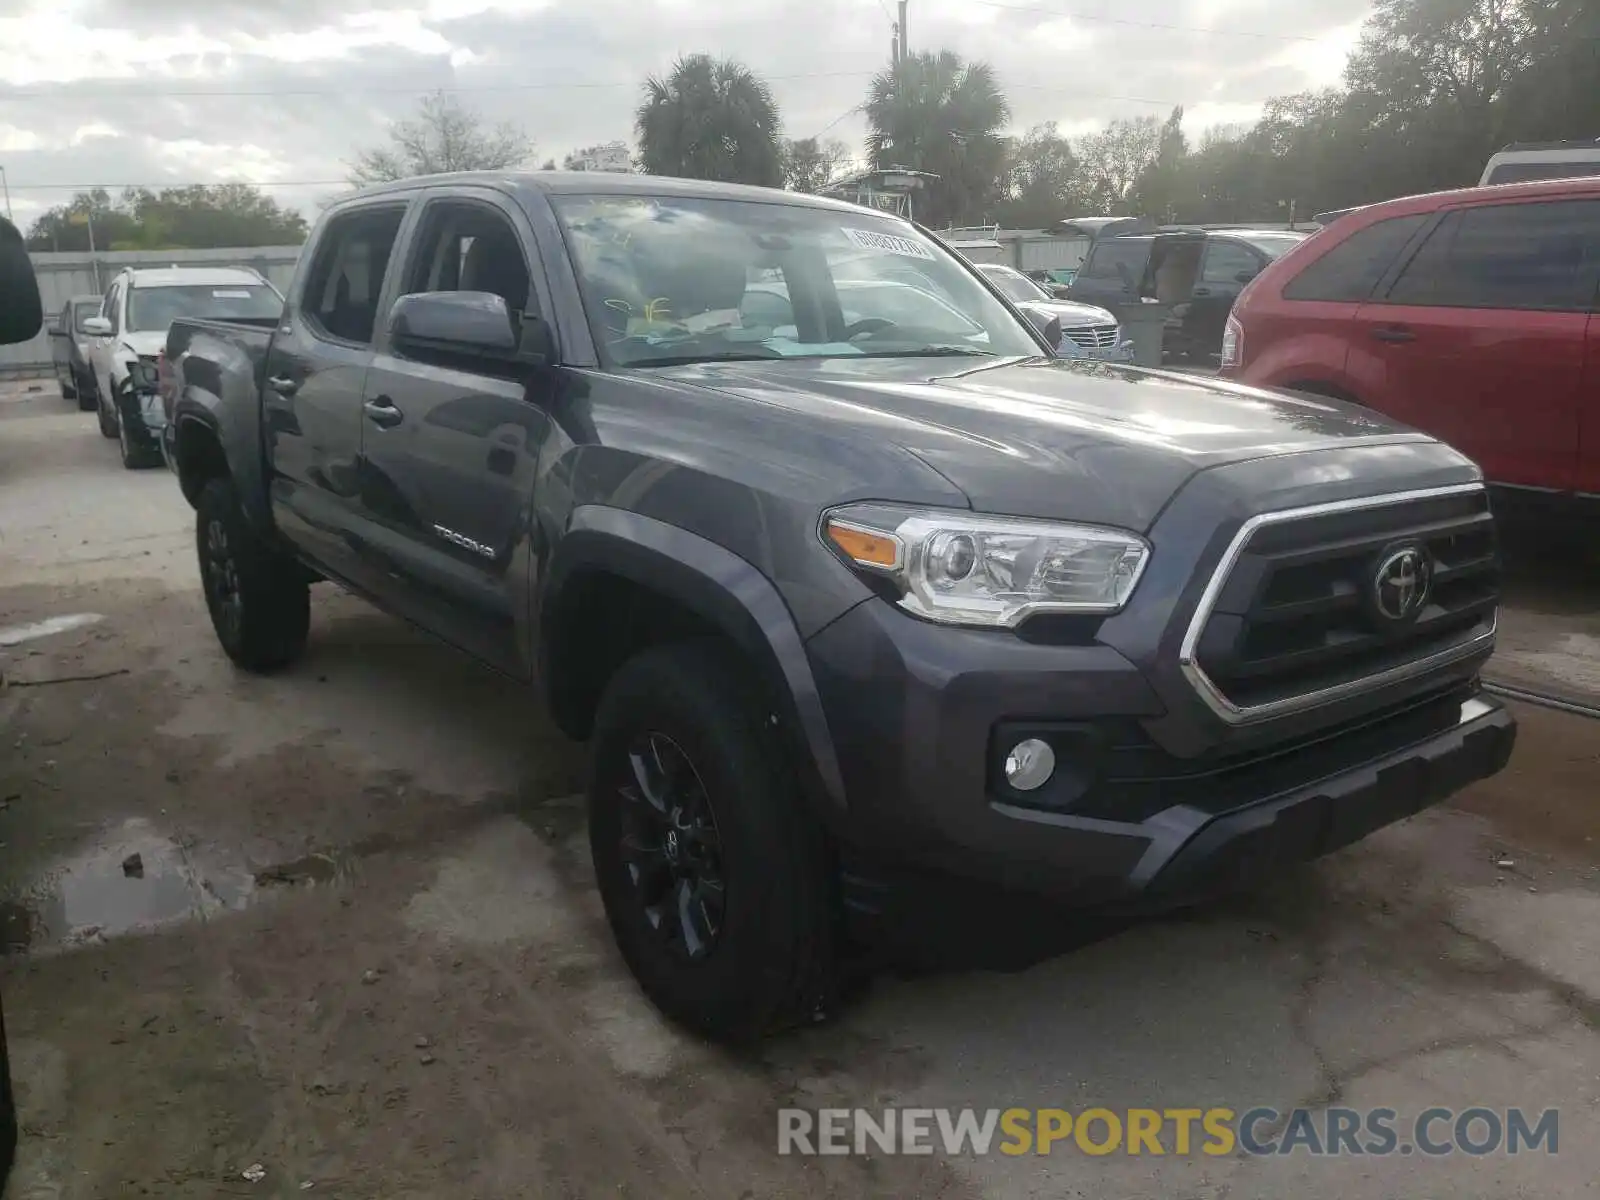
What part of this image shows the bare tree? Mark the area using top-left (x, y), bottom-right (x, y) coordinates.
top-left (1075, 115), bottom-right (1162, 213)
top-left (781, 137), bottom-right (854, 192)
top-left (349, 91), bottom-right (535, 185)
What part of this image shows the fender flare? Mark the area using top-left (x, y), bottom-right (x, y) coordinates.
top-left (541, 506), bottom-right (849, 818)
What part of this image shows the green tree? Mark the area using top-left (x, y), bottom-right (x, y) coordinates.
top-left (349, 91), bottom-right (535, 185)
top-left (1130, 106), bottom-right (1190, 221)
top-left (864, 50), bottom-right (1010, 226)
top-left (635, 54), bottom-right (784, 186)
top-left (1075, 114), bottom-right (1162, 213)
top-left (781, 137), bottom-right (853, 192)
top-left (994, 122), bottom-right (1084, 227)
top-left (27, 185), bottom-right (306, 251)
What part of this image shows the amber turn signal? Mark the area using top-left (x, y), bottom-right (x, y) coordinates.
top-left (825, 519), bottom-right (902, 570)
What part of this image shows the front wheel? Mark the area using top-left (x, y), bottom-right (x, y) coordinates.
top-left (95, 380), bottom-right (118, 438)
top-left (588, 640), bottom-right (834, 1043)
top-left (115, 396), bottom-right (161, 469)
top-left (195, 477), bottom-right (310, 672)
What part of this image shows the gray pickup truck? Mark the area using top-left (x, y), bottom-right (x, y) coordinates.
top-left (163, 171), bottom-right (1515, 1042)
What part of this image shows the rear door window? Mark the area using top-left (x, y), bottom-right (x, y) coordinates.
top-left (301, 206), bottom-right (408, 345)
top-left (1382, 199), bottom-right (1600, 312)
top-left (1282, 214), bottom-right (1429, 302)
top-left (1081, 239), bottom-right (1150, 282)
top-left (1201, 240), bottom-right (1262, 285)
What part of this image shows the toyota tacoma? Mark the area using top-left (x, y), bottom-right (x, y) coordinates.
top-left (162, 171), bottom-right (1515, 1042)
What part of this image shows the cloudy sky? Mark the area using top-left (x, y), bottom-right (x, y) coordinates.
top-left (0, 0), bottom-right (1373, 229)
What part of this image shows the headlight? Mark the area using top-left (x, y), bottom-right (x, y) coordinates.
top-left (822, 505), bottom-right (1150, 627)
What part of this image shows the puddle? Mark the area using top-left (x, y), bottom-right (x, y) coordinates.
top-left (0, 818), bottom-right (255, 953)
top-left (0, 613), bottom-right (105, 647)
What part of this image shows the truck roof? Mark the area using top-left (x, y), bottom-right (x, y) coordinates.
top-left (125, 266), bottom-right (266, 289)
top-left (338, 170), bottom-right (885, 216)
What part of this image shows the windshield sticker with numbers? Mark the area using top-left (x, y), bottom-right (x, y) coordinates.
top-left (841, 227), bottom-right (936, 260)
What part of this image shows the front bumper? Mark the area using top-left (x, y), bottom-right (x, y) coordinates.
top-left (806, 597), bottom-right (1515, 920)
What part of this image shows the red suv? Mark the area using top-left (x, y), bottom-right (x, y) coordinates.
top-left (1222, 177), bottom-right (1600, 499)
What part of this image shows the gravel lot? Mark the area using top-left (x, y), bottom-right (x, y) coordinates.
top-left (2, 378), bottom-right (1598, 1198)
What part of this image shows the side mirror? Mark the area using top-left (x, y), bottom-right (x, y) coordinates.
top-left (0, 217), bottom-right (42, 347)
top-left (390, 291), bottom-right (551, 365)
top-left (82, 316), bottom-right (112, 336)
top-left (1020, 306), bottom-right (1062, 351)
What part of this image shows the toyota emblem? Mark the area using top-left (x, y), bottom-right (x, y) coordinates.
top-left (1372, 545), bottom-right (1431, 623)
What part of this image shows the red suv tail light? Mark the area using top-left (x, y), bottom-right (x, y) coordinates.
top-left (1220, 315), bottom-right (1244, 371)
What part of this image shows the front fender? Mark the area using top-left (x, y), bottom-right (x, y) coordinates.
top-left (541, 505), bottom-right (849, 819)
top-left (171, 342), bottom-right (270, 531)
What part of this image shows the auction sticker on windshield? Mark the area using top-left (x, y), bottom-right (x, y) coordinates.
top-left (842, 228), bottom-right (935, 260)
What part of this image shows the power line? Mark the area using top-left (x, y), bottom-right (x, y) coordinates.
top-left (0, 69), bottom-right (882, 101)
top-left (967, 0), bottom-right (1326, 42)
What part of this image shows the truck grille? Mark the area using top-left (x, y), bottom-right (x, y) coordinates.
top-left (1181, 485), bottom-right (1498, 723)
top-left (1062, 323), bottom-right (1120, 350)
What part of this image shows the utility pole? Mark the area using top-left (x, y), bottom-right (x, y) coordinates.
top-left (898, 0), bottom-right (908, 61)
top-left (0, 165), bottom-right (11, 223)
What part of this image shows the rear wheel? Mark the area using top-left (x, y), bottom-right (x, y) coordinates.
top-left (59, 372), bottom-right (76, 401)
top-left (195, 477), bottom-right (310, 672)
top-left (588, 640), bottom-right (833, 1043)
top-left (75, 372), bottom-right (95, 412)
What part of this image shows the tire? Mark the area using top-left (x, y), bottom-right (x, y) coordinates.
top-left (59, 372), bottom-right (76, 401)
top-left (116, 394), bottom-right (161, 469)
top-left (76, 373), bottom-right (96, 413)
top-left (588, 640), bottom-right (833, 1044)
top-left (95, 380), bottom-right (118, 438)
top-left (195, 477), bottom-right (310, 672)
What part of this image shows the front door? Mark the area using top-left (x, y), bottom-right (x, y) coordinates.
top-left (356, 192), bottom-right (551, 675)
top-left (1348, 197), bottom-right (1600, 492)
top-left (263, 202), bottom-right (410, 581)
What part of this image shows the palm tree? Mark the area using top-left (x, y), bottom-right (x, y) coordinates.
top-left (865, 51), bottom-right (1011, 226)
top-left (635, 54), bottom-right (784, 186)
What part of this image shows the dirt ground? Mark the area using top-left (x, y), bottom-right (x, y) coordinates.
top-left (2, 380), bottom-right (1599, 1198)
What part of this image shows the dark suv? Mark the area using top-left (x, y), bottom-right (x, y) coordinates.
top-left (162, 171), bottom-right (1514, 1041)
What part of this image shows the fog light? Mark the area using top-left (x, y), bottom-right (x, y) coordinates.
top-left (1004, 738), bottom-right (1055, 791)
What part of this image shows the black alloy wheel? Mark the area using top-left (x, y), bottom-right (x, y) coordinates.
top-left (617, 731), bottom-right (727, 962)
top-left (202, 515), bottom-right (243, 647)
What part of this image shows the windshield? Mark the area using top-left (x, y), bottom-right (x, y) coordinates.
top-left (550, 194), bottom-right (1042, 367)
top-left (126, 283), bottom-right (282, 332)
top-left (981, 265), bottom-right (1049, 303)
top-left (71, 300), bottom-right (99, 331)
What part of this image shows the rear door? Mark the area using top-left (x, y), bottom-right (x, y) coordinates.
top-left (1066, 237), bottom-right (1151, 310)
top-left (1185, 238), bottom-right (1265, 357)
top-left (356, 188), bottom-right (553, 675)
top-left (262, 200), bottom-right (412, 582)
top-left (1350, 196), bottom-right (1600, 491)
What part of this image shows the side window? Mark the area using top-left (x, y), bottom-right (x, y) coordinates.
top-left (403, 200), bottom-right (531, 315)
top-left (1282, 214), bottom-right (1429, 302)
top-left (1201, 241), bottom-right (1262, 285)
top-left (1081, 239), bottom-right (1148, 282)
top-left (1384, 200), bottom-right (1600, 312)
top-left (300, 206), bottom-right (407, 345)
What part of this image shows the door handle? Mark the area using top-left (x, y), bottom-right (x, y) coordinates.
top-left (363, 397), bottom-right (404, 428)
top-left (1191, 287), bottom-right (1212, 297)
top-left (1371, 327), bottom-right (1415, 344)
top-left (267, 375), bottom-right (300, 396)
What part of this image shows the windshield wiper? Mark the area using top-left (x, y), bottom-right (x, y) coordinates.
top-left (627, 349), bottom-right (784, 367)
top-left (852, 347), bottom-right (997, 358)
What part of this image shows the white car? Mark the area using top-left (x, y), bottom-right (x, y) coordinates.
top-left (83, 265), bottom-right (283, 468)
top-left (974, 262), bottom-right (1131, 360)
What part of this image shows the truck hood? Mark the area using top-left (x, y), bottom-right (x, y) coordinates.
top-left (652, 356), bottom-right (1435, 531)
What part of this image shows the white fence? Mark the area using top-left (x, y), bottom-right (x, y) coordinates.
top-left (1, 245), bottom-right (304, 375)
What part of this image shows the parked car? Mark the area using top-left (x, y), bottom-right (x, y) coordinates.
top-left (83, 265), bottom-right (283, 468)
top-left (1221, 176), bottom-right (1600, 511)
top-left (1067, 228), bottom-right (1307, 362)
top-left (164, 171), bottom-right (1513, 1042)
top-left (1479, 139), bottom-right (1600, 186)
top-left (974, 262), bottom-right (1131, 360)
top-left (48, 293), bottom-right (103, 410)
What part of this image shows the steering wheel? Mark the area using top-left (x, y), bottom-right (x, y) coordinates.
top-left (844, 317), bottom-right (897, 340)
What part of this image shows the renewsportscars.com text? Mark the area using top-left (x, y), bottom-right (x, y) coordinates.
top-left (777, 1106), bottom-right (1559, 1158)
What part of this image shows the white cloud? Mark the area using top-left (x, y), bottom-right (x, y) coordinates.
top-left (0, 0), bottom-right (1378, 225)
